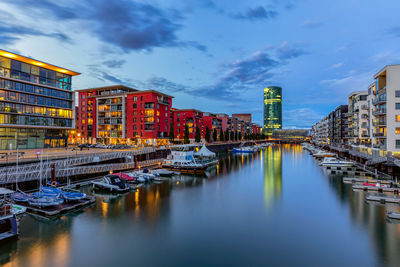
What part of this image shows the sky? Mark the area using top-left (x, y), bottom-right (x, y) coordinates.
top-left (1, 0), bottom-right (400, 128)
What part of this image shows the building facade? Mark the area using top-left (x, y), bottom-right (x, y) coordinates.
top-left (263, 86), bottom-right (282, 136)
top-left (347, 91), bottom-right (369, 145)
top-left (0, 49), bottom-right (79, 149)
top-left (77, 85), bottom-right (173, 146)
top-left (232, 113), bottom-right (251, 123)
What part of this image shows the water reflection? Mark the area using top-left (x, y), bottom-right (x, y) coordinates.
top-left (263, 146), bottom-right (283, 208)
top-left (327, 174), bottom-right (400, 267)
top-left (4, 146), bottom-right (400, 266)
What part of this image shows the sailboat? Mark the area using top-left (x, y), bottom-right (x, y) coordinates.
top-left (28, 151), bottom-right (64, 208)
top-left (61, 148), bottom-right (86, 201)
top-left (11, 149), bottom-right (34, 203)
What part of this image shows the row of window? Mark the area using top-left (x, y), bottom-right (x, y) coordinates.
top-left (0, 114), bottom-right (72, 127)
top-left (132, 103), bottom-right (168, 111)
top-left (0, 56), bottom-right (72, 88)
top-left (0, 102), bottom-right (72, 118)
top-left (0, 67), bottom-right (71, 90)
top-left (0, 90), bottom-right (72, 109)
top-left (0, 78), bottom-right (72, 99)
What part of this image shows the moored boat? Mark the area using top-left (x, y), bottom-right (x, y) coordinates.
top-left (320, 157), bottom-right (354, 167)
top-left (312, 151), bottom-right (336, 158)
top-left (163, 144), bottom-right (215, 174)
top-left (92, 175), bottom-right (130, 192)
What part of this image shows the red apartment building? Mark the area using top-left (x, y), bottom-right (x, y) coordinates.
top-left (76, 85), bottom-right (173, 146)
top-left (171, 109), bottom-right (203, 140)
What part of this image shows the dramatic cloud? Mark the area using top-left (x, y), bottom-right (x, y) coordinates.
top-left (2, 0), bottom-right (206, 52)
top-left (0, 22), bottom-right (71, 45)
top-left (232, 6), bottom-right (278, 20)
top-left (102, 60), bottom-right (127, 69)
top-left (143, 42), bottom-right (309, 102)
top-left (146, 77), bottom-right (191, 93)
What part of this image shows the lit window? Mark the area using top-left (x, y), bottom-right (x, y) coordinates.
top-left (396, 128), bottom-right (400, 134)
top-left (396, 115), bottom-right (400, 122)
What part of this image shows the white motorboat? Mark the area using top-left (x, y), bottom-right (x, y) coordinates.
top-left (153, 169), bottom-right (180, 177)
top-left (92, 175), bottom-right (130, 192)
top-left (312, 150), bottom-right (336, 158)
top-left (163, 144), bottom-right (215, 174)
top-left (320, 157), bottom-right (354, 167)
top-left (387, 211), bottom-right (400, 220)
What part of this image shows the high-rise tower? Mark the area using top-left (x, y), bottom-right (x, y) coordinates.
top-left (263, 86), bottom-right (282, 136)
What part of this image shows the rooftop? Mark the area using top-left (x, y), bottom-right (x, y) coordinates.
top-left (0, 49), bottom-right (80, 76)
top-left (374, 64), bottom-right (400, 79)
top-left (76, 85), bottom-right (138, 92)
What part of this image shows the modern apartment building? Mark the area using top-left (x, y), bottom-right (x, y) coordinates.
top-left (332, 105), bottom-right (348, 144)
top-left (171, 109), bottom-right (203, 140)
top-left (77, 85), bottom-right (173, 146)
top-left (347, 91), bottom-right (369, 145)
top-left (373, 65), bottom-right (400, 153)
top-left (0, 49), bottom-right (79, 149)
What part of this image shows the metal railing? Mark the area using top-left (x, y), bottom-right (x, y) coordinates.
top-left (0, 158), bottom-right (163, 184)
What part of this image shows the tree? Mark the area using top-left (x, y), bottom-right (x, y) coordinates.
top-left (169, 122), bottom-right (174, 142)
top-left (219, 128), bottom-right (224, 141)
top-left (230, 130), bottom-right (234, 141)
top-left (195, 126), bottom-right (201, 143)
top-left (205, 127), bottom-right (211, 143)
top-left (225, 129), bottom-right (230, 141)
top-left (213, 128), bottom-right (217, 142)
top-left (184, 124), bottom-right (190, 144)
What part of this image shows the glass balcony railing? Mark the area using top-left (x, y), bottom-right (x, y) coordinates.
top-left (372, 97), bottom-right (386, 105)
top-left (372, 109), bottom-right (386, 116)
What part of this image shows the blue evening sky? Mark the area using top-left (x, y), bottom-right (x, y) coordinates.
top-left (1, 0), bottom-right (400, 128)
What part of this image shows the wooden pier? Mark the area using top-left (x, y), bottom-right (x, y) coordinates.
top-left (20, 196), bottom-right (96, 218)
top-left (352, 184), bottom-right (400, 194)
top-left (365, 195), bottom-right (400, 204)
top-left (343, 177), bottom-right (393, 185)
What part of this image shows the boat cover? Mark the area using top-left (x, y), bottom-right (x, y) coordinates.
top-left (195, 145), bottom-right (216, 157)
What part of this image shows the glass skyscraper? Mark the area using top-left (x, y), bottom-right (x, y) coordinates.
top-left (0, 49), bottom-right (79, 149)
top-left (263, 86), bottom-right (282, 136)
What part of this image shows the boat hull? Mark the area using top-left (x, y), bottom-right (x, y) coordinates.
top-left (320, 163), bottom-right (353, 167)
top-left (162, 165), bottom-right (207, 174)
top-left (92, 182), bottom-right (130, 193)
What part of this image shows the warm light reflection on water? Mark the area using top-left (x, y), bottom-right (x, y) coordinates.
top-left (3, 145), bottom-right (400, 266)
top-left (263, 146), bottom-right (282, 208)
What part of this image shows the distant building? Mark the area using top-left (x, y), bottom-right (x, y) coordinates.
top-left (263, 86), bottom-right (282, 136)
top-left (232, 113), bottom-right (251, 123)
top-left (0, 49), bottom-right (79, 149)
top-left (271, 129), bottom-right (309, 140)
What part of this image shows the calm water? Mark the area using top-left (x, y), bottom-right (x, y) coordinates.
top-left (2, 145), bottom-right (400, 267)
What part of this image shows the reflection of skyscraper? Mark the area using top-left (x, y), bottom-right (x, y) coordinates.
top-left (263, 146), bottom-right (282, 208)
top-left (263, 86), bottom-right (282, 136)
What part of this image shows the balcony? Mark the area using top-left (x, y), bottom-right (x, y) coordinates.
top-left (373, 120), bottom-right (386, 126)
top-left (372, 97), bottom-right (386, 105)
top-left (373, 132), bottom-right (386, 138)
top-left (372, 109), bottom-right (386, 116)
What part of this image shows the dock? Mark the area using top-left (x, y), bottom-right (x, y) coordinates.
top-left (365, 195), bottom-right (400, 204)
top-left (343, 177), bottom-right (393, 185)
top-left (20, 196), bottom-right (96, 218)
top-left (352, 184), bottom-right (400, 193)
